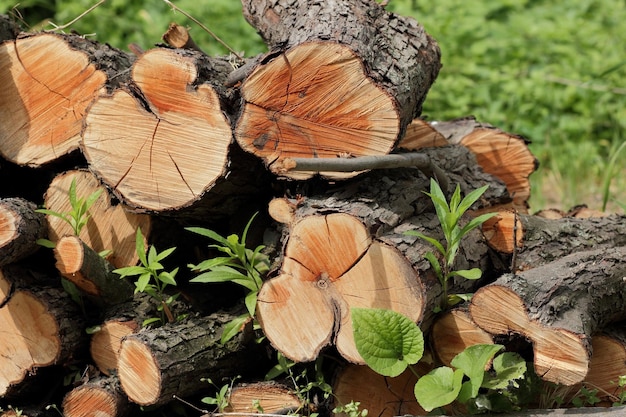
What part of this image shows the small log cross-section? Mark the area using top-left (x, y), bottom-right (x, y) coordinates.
top-left (0, 197), bottom-right (45, 266)
top-left (117, 312), bottom-right (263, 406)
top-left (82, 47), bottom-right (233, 212)
top-left (0, 33), bottom-right (130, 166)
top-left (257, 212), bottom-right (424, 363)
top-left (469, 246), bottom-right (626, 386)
top-left (235, 41), bottom-right (400, 180)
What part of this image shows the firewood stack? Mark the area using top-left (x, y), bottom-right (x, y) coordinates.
top-left (1, 2), bottom-right (625, 416)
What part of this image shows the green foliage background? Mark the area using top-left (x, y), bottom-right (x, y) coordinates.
top-left (3, 0), bottom-right (624, 211)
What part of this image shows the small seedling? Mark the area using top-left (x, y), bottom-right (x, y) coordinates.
top-left (114, 227), bottom-right (179, 326)
top-left (405, 179), bottom-right (496, 310)
top-left (36, 177), bottom-right (103, 240)
top-left (187, 213), bottom-right (269, 343)
top-left (332, 401), bottom-right (368, 417)
top-left (200, 376), bottom-right (240, 413)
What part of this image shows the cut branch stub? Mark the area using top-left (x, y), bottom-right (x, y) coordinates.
top-left (0, 33), bottom-right (127, 166)
top-left (83, 48), bottom-right (233, 211)
top-left (257, 213), bottom-right (424, 363)
top-left (235, 42), bottom-right (399, 180)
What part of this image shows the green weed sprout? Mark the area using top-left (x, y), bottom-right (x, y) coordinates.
top-left (36, 177), bottom-right (102, 237)
top-left (187, 213), bottom-right (269, 344)
top-left (405, 179), bottom-right (496, 310)
top-left (114, 227), bottom-right (179, 326)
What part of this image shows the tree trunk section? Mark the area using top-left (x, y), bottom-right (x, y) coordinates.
top-left (469, 247), bottom-right (626, 386)
top-left (53, 235), bottom-right (134, 305)
top-left (0, 197), bottom-right (46, 266)
top-left (482, 211), bottom-right (626, 272)
top-left (42, 169), bottom-right (151, 268)
top-left (0, 33), bottom-right (131, 166)
top-left (62, 375), bottom-right (130, 417)
top-left (0, 266), bottom-right (85, 398)
top-left (117, 312), bottom-right (267, 406)
top-left (237, 0), bottom-right (440, 179)
top-left (225, 381), bottom-right (302, 414)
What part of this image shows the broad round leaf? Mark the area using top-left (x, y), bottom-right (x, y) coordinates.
top-left (482, 352), bottom-right (527, 390)
top-left (414, 367), bottom-right (464, 411)
top-left (352, 308), bottom-right (423, 377)
top-left (451, 344), bottom-right (504, 398)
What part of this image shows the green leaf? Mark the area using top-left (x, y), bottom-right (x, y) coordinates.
top-left (424, 252), bottom-right (444, 285)
top-left (450, 268), bottom-right (483, 280)
top-left (135, 273), bottom-right (152, 293)
top-left (459, 212), bottom-right (498, 237)
top-left (406, 230), bottom-right (446, 256)
top-left (244, 290), bottom-right (258, 317)
top-left (186, 226), bottom-right (230, 246)
top-left (189, 267), bottom-right (249, 284)
top-left (84, 188), bottom-right (103, 211)
top-left (482, 352), bottom-right (527, 390)
top-left (113, 265), bottom-right (147, 277)
top-left (142, 317), bottom-right (162, 327)
top-left (447, 293), bottom-right (473, 306)
top-left (68, 177), bottom-right (78, 209)
top-left (158, 269), bottom-right (178, 286)
top-left (36, 238), bottom-right (57, 248)
top-left (457, 184), bottom-right (489, 215)
top-left (221, 314), bottom-right (249, 344)
top-left (451, 344), bottom-right (504, 398)
top-left (135, 228), bottom-right (147, 266)
top-left (352, 308), bottom-right (423, 377)
top-left (414, 367), bottom-right (464, 411)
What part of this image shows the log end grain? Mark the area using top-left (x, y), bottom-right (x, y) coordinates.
top-left (118, 337), bottom-right (161, 405)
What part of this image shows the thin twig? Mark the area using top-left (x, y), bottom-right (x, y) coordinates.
top-left (162, 0), bottom-right (243, 61)
top-left (278, 153), bottom-right (449, 192)
top-left (47, 0), bottom-right (106, 31)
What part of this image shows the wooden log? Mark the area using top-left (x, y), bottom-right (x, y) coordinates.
top-left (398, 117), bottom-right (538, 211)
top-left (430, 307), bottom-right (494, 367)
top-left (581, 326), bottom-right (626, 401)
top-left (257, 212), bottom-right (425, 364)
top-left (237, 0), bottom-right (441, 180)
top-left (225, 381), bottom-right (302, 414)
top-left (42, 169), bottom-right (151, 268)
top-left (53, 235), bottom-right (134, 305)
top-left (116, 312), bottom-right (267, 406)
top-left (81, 46), bottom-right (269, 214)
top-left (0, 265), bottom-right (85, 398)
top-left (62, 375), bottom-right (130, 417)
top-left (0, 197), bottom-right (46, 266)
top-left (469, 247), bottom-right (626, 386)
top-left (89, 293), bottom-right (162, 375)
top-left (333, 364), bottom-right (428, 417)
top-left (482, 212), bottom-right (626, 271)
top-left (0, 32), bottom-right (132, 166)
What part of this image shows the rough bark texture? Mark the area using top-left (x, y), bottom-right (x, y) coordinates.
top-left (0, 197), bottom-right (45, 266)
top-left (470, 247), bottom-right (626, 386)
top-left (483, 212), bottom-right (626, 272)
top-left (242, 0), bottom-right (441, 126)
top-left (53, 235), bottom-right (134, 305)
top-left (117, 312), bottom-right (267, 406)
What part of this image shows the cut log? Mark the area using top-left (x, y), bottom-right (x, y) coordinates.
top-left (81, 47), bottom-right (251, 213)
top-left (225, 381), bottom-right (302, 414)
top-left (62, 375), bottom-right (130, 417)
top-left (430, 307), bottom-right (494, 367)
top-left (469, 247), bottom-right (626, 386)
top-left (333, 364), bottom-right (427, 417)
top-left (237, 0), bottom-right (441, 179)
top-left (117, 312), bottom-right (266, 406)
top-left (0, 265), bottom-right (85, 398)
top-left (0, 197), bottom-right (46, 266)
top-left (0, 33), bottom-right (131, 166)
top-left (162, 23), bottom-right (204, 53)
top-left (482, 212), bottom-right (626, 271)
top-left (398, 117), bottom-right (538, 211)
top-left (53, 235), bottom-right (134, 305)
top-left (42, 169), bottom-right (151, 268)
top-left (257, 212), bottom-right (425, 363)
top-left (584, 326), bottom-right (626, 401)
top-left (89, 293), bottom-right (160, 375)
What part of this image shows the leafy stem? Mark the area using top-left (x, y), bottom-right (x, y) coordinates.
top-left (405, 179), bottom-right (496, 310)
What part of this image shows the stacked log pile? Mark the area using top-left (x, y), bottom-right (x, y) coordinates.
top-left (1, 2), bottom-right (625, 416)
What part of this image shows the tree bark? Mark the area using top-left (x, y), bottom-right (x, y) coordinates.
top-left (116, 312), bottom-right (268, 406)
top-left (0, 32), bottom-right (132, 166)
top-left (53, 235), bottom-right (134, 305)
top-left (482, 211), bottom-right (626, 272)
top-left (0, 197), bottom-right (46, 266)
top-left (469, 247), bottom-right (626, 386)
top-left (237, 0), bottom-right (441, 179)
